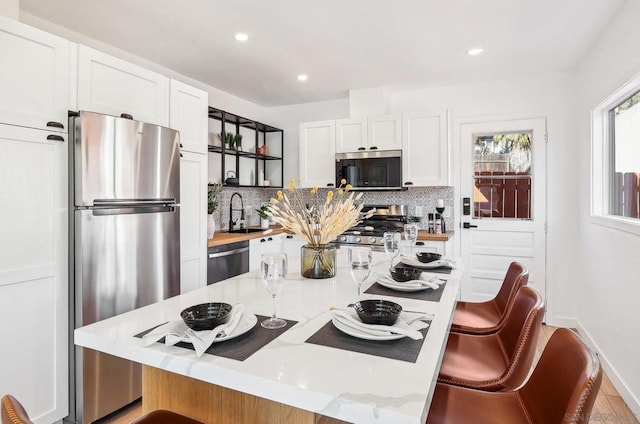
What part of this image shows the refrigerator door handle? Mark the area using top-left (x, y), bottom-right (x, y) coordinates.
top-left (93, 198), bottom-right (177, 207)
top-left (92, 205), bottom-right (176, 216)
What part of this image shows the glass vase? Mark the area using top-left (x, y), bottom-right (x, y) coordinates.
top-left (300, 244), bottom-right (336, 279)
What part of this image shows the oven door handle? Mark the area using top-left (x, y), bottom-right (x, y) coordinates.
top-left (208, 247), bottom-right (249, 259)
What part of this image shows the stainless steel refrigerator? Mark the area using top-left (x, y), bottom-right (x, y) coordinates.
top-left (67, 111), bottom-right (180, 423)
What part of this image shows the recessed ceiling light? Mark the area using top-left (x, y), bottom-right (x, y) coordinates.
top-left (235, 33), bottom-right (249, 42)
top-left (467, 48), bottom-right (484, 56)
top-left (297, 74), bottom-right (308, 81)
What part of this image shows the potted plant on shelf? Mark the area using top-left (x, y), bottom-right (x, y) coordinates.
top-left (267, 179), bottom-right (374, 279)
top-left (207, 183), bottom-right (223, 239)
top-left (225, 133), bottom-right (234, 150)
top-left (256, 204), bottom-right (271, 229)
top-left (233, 133), bottom-right (243, 151)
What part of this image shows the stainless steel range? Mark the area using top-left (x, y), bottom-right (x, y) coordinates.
top-left (335, 205), bottom-right (408, 251)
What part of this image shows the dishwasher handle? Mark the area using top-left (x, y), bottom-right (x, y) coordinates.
top-left (208, 246), bottom-right (249, 259)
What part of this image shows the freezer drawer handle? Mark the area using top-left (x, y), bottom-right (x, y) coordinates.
top-left (92, 205), bottom-right (175, 216)
top-left (208, 247), bottom-right (249, 258)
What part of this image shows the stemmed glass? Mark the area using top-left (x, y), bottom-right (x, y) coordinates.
top-left (348, 247), bottom-right (372, 297)
top-left (404, 223), bottom-right (419, 255)
top-left (383, 232), bottom-right (401, 269)
top-left (260, 252), bottom-right (288, 329)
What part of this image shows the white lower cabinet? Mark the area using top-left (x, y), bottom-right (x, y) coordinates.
top-left (249, 235), bottom-right (284, 272)
top-left (413, 240), bottom-right (452, 256)
top-left (77, 45), bottom-right (169, 126)
top-left (179, 151), bottom-right (208, 293)
top-left (281, 234), bottom-right (306, 267)
top-left (0, 124), bottom-right (68, 423)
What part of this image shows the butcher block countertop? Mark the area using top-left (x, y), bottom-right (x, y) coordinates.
top-left (208, 227), bottom-right (454, 247)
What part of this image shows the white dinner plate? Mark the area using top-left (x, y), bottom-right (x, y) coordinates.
top-left (331, 317), bottom-right (405, 341)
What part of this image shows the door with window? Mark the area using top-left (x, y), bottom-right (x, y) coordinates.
top-left (459, 118), bottom-right (546, 302)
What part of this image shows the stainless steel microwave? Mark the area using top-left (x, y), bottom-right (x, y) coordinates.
top-left (335, 150), bottom-right (403, 190)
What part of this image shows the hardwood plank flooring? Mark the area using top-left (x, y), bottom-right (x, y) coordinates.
top-left (100, 325), bottom-right (638, 424)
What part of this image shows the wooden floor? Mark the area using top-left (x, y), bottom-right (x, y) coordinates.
top-left (100, 325), bottom-right (638, 424)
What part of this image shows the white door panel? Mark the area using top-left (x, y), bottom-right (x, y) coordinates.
top-left (459, 118), bottom-right (546, 304)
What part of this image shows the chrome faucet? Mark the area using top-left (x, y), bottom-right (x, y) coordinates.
top-left (228, 192), bottom-right (244, 231)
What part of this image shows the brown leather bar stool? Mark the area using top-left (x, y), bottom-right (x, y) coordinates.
top-left (451, 262), bottom-right (528, 335)
top-left (427, 328), bottom-right (602, 424)
top-left (438, 285), bottom-right (544, 391)
top-left (1, 395), bottom-right (202, 424)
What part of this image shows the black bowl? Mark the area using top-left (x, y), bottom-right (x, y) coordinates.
top-left (389, 266), bottom-right (422, 282)
top-left (353, 300), bottom-right (402, 326)
top-left (416, 252), bottom-right (442, 263)
top-left (180, 302), bottom-right (232, 331)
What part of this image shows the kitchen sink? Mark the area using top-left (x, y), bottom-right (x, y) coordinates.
top-left (227, 228), bottom-right (266, 234)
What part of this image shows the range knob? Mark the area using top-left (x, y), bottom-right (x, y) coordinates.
top-left (355, 237), bottom-right (362, 243)
top-left (369, 237), bottom-right (377, 244)
top-left (340, 236), bottom-right (347, 242)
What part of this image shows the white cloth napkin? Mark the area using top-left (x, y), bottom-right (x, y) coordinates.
top-left (142, 304), bottom-right (245, 357)
top-left (330, 309), bottom-right (424, 340)
top-left (399, 254), bottom-right (457, 269)
top-left (375, 271), bottom-right (440, 289)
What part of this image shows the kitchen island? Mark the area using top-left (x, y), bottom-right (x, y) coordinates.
top-left (74, 252), bottom-right (461, 424)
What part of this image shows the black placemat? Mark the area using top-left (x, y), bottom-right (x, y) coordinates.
top-left (305, 320), bottom-right (431, 363)
top-left (365, 281), bottom-right (446, 302)
top-left (136, 315), bottom-right (297, 361)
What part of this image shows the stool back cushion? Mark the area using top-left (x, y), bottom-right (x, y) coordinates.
top-left (494, 262), bottom-right (529, 314)
top-left (520, 328), bottom-right (602, 424)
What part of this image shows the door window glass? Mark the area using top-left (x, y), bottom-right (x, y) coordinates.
top-left (473, 132), bottom-right (532, 219)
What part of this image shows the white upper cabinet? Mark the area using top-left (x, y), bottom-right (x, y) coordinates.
top-left (179, 151), bottom-right (207, 293)
top-left (77, 45), bottom-right (169, 126)
top-left (368, 114), bottom-right (402, 151)
top-left (335, 118), bottom-right (367, 153)
top-left (402, 111), bottom-right (448, 187)
top-left (299, 120), bottom-right (336, 188)
top-left (0, 18), bottom-right (69, 132)
top-left (170, 79), bottom-right (208, 154)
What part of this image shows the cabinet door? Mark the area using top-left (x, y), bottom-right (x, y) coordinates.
top-left (368, 114), bottom-right (402, 151)
top-left (78, 45), bottom-right (169, 126)
top-left (249, 237), bottom-right (268, 272)
top-left (299, 120), bottom-right (336, 188)
top-left (170, 80), bottom-right (208, 154)
top-left (0, 18), bottom-right (69, 131)
top-left (402, 112), bottom-right (448, 186)
top-left (180, 152), bottom-right (208, 293)
top-left (335, 118), bottom-right (367, 153)
top-left (282, 234), bottom-right (306, 267)
top-left (0, 124), bottom-right (68, 423)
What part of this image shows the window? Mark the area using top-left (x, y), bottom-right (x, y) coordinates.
top-left (592, 73), bottom-right (640, 234)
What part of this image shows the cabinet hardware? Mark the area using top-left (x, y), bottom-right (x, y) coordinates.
top-left (357, 147), bottom-right (366, 151)
top-left (260, 238), bottom-right (266, 243)
top-left (267, 237), bottom-right (273, 241)
top-left (327, 183), bottom-right (334, 187)
top-left (46, 121), bottom-right (64, 129)
top-left (180, 153), bottom-right (183, 157)
top-left (369, 146), bottom-right (378, 150)
top-left (47, 134), bottom-right (65, 142)
top-left (404, 181), bottom-right (414, 185)
top-left (286, 235), bottom-right (293, 239)
top-left (120, 113), bottom-right (133, 120)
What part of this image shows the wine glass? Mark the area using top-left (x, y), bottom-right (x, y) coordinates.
top-left (348, 247), bottom-right (372, 297)
top-left (404, 223), bottom-right (419, 255)
top-left (260, 252), bottom-right (288, 329)
top-left (383, 232), bottom-right (401, 269)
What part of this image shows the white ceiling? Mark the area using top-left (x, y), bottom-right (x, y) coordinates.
top-left (20, 0), bottom-right (626, 107)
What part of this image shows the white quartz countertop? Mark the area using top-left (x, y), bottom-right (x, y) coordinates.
top-left (74, 251), bottom-right (461, 424)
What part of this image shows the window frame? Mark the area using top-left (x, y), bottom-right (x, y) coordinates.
top-left (591, 72), bottom-right (640, 236)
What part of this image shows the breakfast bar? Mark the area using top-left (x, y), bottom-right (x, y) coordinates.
top-left (73, 253), bottom-right (461, 424)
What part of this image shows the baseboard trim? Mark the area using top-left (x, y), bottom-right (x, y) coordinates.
top-left (545, 315), bottom-right (577, 328)
top-left (575, 320), bottom-right (640, 419)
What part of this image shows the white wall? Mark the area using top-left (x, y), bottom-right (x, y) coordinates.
top-left (574, 0), bottom-right (640, 415)
top-left (0, 0), bottom-right (18, 19)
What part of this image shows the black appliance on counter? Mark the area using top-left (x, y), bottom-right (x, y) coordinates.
top-left (334, 205), bottom-right (408, 251)
top-left (335, 150), bottom-right (403, 190)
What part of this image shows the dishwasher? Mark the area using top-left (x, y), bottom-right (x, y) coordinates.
top-left (207, 240), bottom-right (250, 284)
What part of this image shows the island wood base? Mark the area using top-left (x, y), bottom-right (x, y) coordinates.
top-left (142, 366), bottom-right (348, 424)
